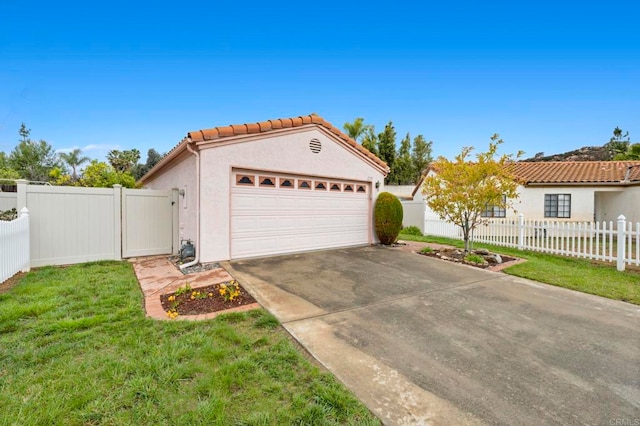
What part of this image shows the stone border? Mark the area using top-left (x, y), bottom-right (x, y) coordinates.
top-left (130, 256), bottom-right (261, 321)
top-left (395, 240), bottom-right (527, 272)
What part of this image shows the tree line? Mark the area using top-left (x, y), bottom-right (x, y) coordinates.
top-left (343, 118), bottom-right (433, 185)
top-left (0, 123), bottom-right (164, 188)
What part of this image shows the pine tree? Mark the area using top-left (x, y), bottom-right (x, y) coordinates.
top-left (378, 122), bottom-right (397, 184)
top-left (394, 133), bottom-right (414, 184)
top-left (411, 134), bottom-right (433, 183)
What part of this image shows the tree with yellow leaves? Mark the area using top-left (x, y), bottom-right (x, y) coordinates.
top-left (422, 135), bottom-right (522, 252)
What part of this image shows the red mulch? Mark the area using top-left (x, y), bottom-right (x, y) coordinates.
top-left (160, 282), bottom-right (256, 316)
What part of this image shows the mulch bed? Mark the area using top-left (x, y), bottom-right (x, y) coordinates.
top-left (160, 281), bottom-right (256, 316)
top-left (418, 248), bottom-right (517, 269)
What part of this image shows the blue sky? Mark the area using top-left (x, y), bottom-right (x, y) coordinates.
top-left (1, 1), bottom-right (639, 164)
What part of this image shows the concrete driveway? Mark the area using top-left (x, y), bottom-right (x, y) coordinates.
top-left (224, 246), bottom-right (640, 425)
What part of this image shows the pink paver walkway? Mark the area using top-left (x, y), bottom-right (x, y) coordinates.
top-left (129, 256), bottom-right (260, 321)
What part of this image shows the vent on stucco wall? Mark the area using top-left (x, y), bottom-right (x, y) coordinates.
top-left (309, 138), bottom-right (322, 154)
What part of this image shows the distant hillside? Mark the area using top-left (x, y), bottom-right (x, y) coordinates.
top-left (524, 145), bottom-right (611, 162)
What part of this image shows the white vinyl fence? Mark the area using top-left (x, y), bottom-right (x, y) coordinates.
top-left (0, 192), bottom-right (17, 211)
top-left (0, 208), bottom-right (30, 283)
top-left (0, 180), bottom-right (179, 283)
top-left (424, 213), bottom-right (640, 271)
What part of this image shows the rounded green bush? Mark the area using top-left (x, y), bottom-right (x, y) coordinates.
top-left (374, 192), bottom-right (403, 245)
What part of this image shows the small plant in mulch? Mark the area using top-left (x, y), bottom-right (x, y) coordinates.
top-left (464, 253), bottom-right (488, 267)
top-left (160, 280), bottom-right (256, 319)
top-left (418, 247), bottom-right (517, 269)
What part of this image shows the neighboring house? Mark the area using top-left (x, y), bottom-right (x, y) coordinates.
top-left (411, 161), bottom-right (640, 225)
top-left (139, 114), bottom-right (388, 262)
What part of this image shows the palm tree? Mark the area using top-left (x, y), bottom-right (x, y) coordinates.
top-left (343, 118), bottom-right (373, 142)
top-left (59, 148), bottom-right (90, 180)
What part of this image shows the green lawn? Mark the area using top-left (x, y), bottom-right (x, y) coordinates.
top-left (0, 261), bottom-right (379, 425)
top-left (400, 233), bottom-right (640, 305)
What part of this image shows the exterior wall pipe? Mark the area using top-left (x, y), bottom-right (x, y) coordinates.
top-left (180, 139), bottom-right (200, 270)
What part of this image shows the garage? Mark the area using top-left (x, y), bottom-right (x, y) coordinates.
top-left (139, 114), bottom-right (388, 263)
top-left (230, 170), bottom-right (371, 259)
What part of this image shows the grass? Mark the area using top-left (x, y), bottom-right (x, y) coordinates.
top-left (400, 233), bottom-right (640, 305)
top-left (0, 261), bottom-right (379, 425)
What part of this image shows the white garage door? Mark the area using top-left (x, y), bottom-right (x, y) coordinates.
top-left (231, 170), bottom-right (371, 259)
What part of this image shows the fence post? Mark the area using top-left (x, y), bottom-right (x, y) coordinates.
top-left (16, 179), bottom-right (27, 211)
top-left (19, 207), bottom-right (30, 272)
top-left (113, 185), bottom-right (122, 261)
top-left (617, 215), bottom-right (626, 272)
top-left (518, 213), bottom-right (524, 250)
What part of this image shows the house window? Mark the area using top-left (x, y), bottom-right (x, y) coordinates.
top-left (315, 181), bottom-right (327, 190)
top-left (357, 185), bottom-right (366, 193)
top-left (298, 180), bottom-right (311, 189)
top-left (544, 194), bottom-right (571, 218)
top-left (259, 176), bottom-right (276, 187)
top-left (279, 178), bottom-right (294, 188)
top-left (481, 195), bottom-right (506, 218)
top-left (236, 175), bottom-right (255, 186)
top-left (330, 183), bottom-right (342, 191)
top-left (344, 184), bottom-right (354, 192)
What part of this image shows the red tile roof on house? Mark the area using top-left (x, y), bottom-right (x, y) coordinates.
top-left (139, 114), bottom-right (388, 183)
top-left (187, 114), bottom-right (387, 170)
top-left (412, 160), bottom-right (640, 197)
top-left (511, 161), bottom-right (640, 184)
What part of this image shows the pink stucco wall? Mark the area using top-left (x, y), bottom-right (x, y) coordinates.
top-left (144, 126), bottom-right (386, 262)
top-left (143, 151), bottom-right (198, 246)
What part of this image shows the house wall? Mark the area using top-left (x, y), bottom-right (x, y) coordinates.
top-left (143, 151), bottom-right (197, 246)
top-left (629, 187), bottom-right (640, 225)
top-left (596, 187), bottom-right (640, 225)
top-left (385, 185), bottom-right (419, 199)
top-left (508, 186), bottom-right (622, 222)
top-left (198, 127), bottom-right (386, 262)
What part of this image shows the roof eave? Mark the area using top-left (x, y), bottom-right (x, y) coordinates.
top-left (137, 138), bottom-right (190, 185)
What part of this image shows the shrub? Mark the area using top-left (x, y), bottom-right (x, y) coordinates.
top-left (0, 208), bottom-right (17, 221)
top-left (374, 192), bottom-right (403, 245)
top-left (402, 225), bottom-right (423, 236)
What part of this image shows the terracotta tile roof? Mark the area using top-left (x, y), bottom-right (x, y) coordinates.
top-left (512, 161), bottom-right (640, 184)
top-left (138, 114), bottom-right (388, 184)
top-left (187, 114), bottom-right (388, 171)
top-left (411, 160), bottom-right (640, 197)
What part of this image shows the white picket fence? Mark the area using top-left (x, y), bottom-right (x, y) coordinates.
top-left (0, 208), bottom-right (30, 283)
top-left (424, 213), bottom-right (640, 271)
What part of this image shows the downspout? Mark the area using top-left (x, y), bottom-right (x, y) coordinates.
top-left (180, 139), bottom-right (200, 270)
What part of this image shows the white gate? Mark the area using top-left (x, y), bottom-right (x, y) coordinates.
top-left (122, 188), bottom-right (178, 258)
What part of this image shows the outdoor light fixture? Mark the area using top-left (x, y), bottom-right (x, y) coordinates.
top-left (375, 181), bottom-right (380, 189)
